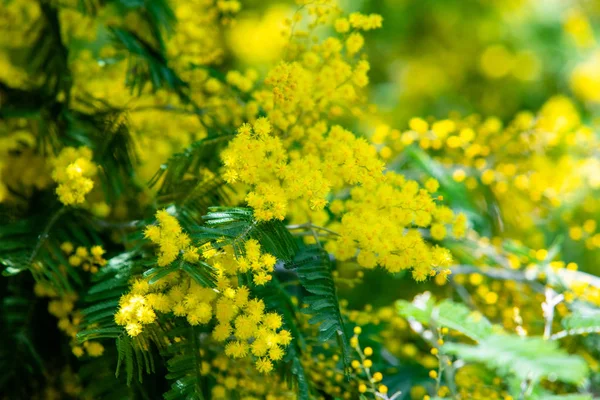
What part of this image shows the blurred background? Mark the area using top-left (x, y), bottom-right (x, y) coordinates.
top-left (231, 0), bottom-right (600, 122)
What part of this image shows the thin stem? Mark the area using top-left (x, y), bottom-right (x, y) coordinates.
top-left (518, 377), bottom-right (533, 400)
top-left (286, 222), bottom-right (340, 236)
top-left (29, 206), bottom-right (67, 264)
top-left (449, 280), bottom-right (478, 312)
top-left (551, 327), bottom-right (600, 340)
top-left (542, 287), bottom-right (564, 340)
top-left (353, 338), bottom-right (386, 399)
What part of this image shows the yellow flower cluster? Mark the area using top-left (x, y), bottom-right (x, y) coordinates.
top-left (382, 96), bottom-right (597, 248)
top-left (219, 3), bottom-right (459, 281)
top-left (219, 292), bottom-right (291, 373)
top-left (209, 354), bottom-right (296, 399)
top-left (115, 274), bottom-right (210, 336)
top-left (235, 239), bottom-right (277, 286)
top-left (570, 50), bottom-right (600, 104)
top-left (34, 242), bottom-right (108, 358)
top-left (144, 210), bottom-right (200, 266)
top-left (60, 242), bottom-right (107, 274)
top-left (325, 172), bottom-right (459, 280)
top-left (117, 212), bottom-right (290, 373)
top-left (347, 12), bottom-right (384, 31)
top-left (222, 119), bottom-right (384, 221)
top-left (350, 327), bottom-right (389, 397)
top-left (0, 130), bottom-right (51, 203)
top-left (115, 270), bottom-right (291, 373)
top-left (51, 147), bottom-right (98, 206)
top-left (207, 246), bottom-right (291, 374)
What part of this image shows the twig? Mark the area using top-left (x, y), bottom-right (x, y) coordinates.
top-left (551, 327), bottom-right (600, 340)
top-left (542, 287), bottom-right (564, 340)
top-left (286, 222), bottom-right (340, 236)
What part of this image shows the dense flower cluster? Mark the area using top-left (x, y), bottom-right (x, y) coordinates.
top-left (143, 210), bottom-right (199, 266)
top-left (221, 118), bottom-right (383, 221)
top-left (222, 116), bottom-right (460, 279)
top-left (117, 211), bottom-right (290, 373)
top-left (378, 96), bottom-right (598, 249)
top-left (51, 147), bottom-right (98, 206)
top-left (60, 242), bottom-right (107, 274)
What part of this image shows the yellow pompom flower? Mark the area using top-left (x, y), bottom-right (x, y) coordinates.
top-left (52, 146), bottom-right (98, 205)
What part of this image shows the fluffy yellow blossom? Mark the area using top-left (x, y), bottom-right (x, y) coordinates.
top-left (63, 243), bottom-right (107, 274)
top-left (324, 172), bottom-right (455, 279)
top-left (51, 147), bottom-right (98, 205)
top-left (348, 12), bottom-right (383, 31)
top-left (144, 210), bottom-right (200, 267)
top-left (115, 213), bottom-right (289, 373)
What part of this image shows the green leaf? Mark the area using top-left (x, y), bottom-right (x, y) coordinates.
top-left (444, 334), bottom-right (589, 385)
top-left (293, 246), bottom-right (351, 370)
top-left (163, 326), bottom-right (206, 400)
top-left (78, 327), bottom-right (124, 341)
top-left (398, 295), bottom-right (492, 342)
top-left (109, 27), bottom-right (188, 99)
top-left (198, 207), bottom-right (298, 262)
top-left (107, 0), bottom-right (175, 50)
top-left (148, 135), bottom-right (236, 225)
top-left (181, 261), bottom-right (217, 288)
top-left (114, 335), bottom-right (156, 386)
top-left (116, 336), bottom-right (134, 385)
top-left (554, 307), bottom-right (600, 339)
top-left (150, 135), bottom-right (233, 192)
top-left (435, 300), bottom-right (493, 341)
top-left (143, 264), bottom-right (180, 284)
top-left (68, 109), bottom-right (139, 202)
top-left (397, 293), bottom-right (435, 324)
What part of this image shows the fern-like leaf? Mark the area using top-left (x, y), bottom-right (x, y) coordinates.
top-left (149, 135), bottom-right (233, 192)
top-left (148, 135), bottom-right (236, 225)
top-left (444, 334), bottom-right (589, 385)
top-left (68, 109), bottom-right (139, 202)
top-left (292, 246), bottom-right (351, 369)
top-left (110, 27), bottom-right (188, 99)
top-left (198, 207), bottom-right (298, 261)
top-left (163, 326), bottom-right (207, 400)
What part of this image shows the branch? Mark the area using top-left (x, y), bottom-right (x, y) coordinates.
top-left (542, 287), bottom-right (564, 340)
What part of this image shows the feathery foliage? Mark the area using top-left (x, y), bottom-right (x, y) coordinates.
top-left (292, 246), bottom-right (352, 369)
top-left (444, 335), bottom-right (589, 385)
